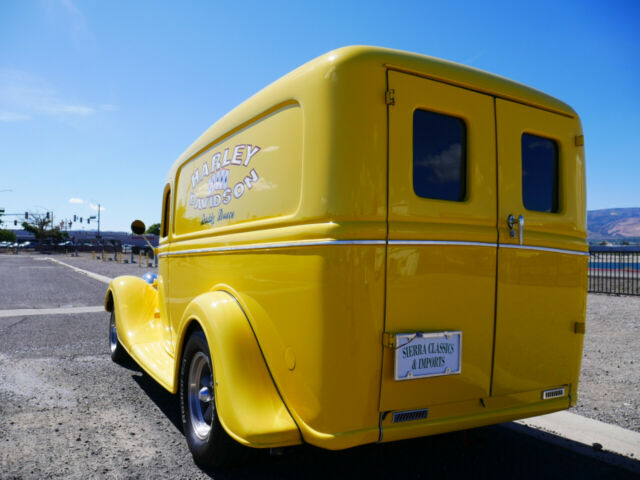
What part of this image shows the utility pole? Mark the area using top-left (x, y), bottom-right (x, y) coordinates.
top-left (98, 203), bottom-right (101, 234)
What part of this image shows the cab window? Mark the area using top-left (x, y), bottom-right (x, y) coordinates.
top-left (413, 109), bottom-right (467, 202)
top-left (522, 133), bottom-right (558, 212)
top-left (161, 188), bottom-right (171, 237)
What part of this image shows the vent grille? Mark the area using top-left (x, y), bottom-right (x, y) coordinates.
top-left (392, 408), bottom-right (429, 423)
top-left (542, 387), bottom-right (566, 400)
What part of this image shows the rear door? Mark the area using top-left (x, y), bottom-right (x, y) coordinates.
top-left (380, 70), bottom-right (497, 412)
top-left (492, 99), bottom-right (587, 396)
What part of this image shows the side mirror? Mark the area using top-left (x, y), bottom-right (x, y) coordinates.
top-left (131, 219), bottom-right (158, 257)
top-left (131, 220), bottom-right (146, 235)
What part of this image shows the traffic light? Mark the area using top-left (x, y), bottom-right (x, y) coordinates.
top-left (73, 215), bottom-right (77, 222)
top-left (14, 220), bottom-right (17, 226)
top-left (79, 217), bottom-right (83, 223)
top-left (46, 212), bottom-right (50, 220)
top-left (87, 218), bottom-right (90, 224)
top-left (25, 212), bottom-right (28, 219)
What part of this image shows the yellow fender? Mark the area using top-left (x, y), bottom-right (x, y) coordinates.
top-left (105, 276), bottom-right (158, 352)
top-left (175, 290), bottom-right (301, 448)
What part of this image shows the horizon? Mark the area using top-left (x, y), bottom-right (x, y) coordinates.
top-left (6, 207), bottom-right (640, 242)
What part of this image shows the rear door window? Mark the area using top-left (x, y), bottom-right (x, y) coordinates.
top-left (413, 109), bottom-right (467, 202)
top-left (521, 133), bottom-right (558, 212)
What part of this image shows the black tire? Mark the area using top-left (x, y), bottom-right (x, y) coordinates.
top-left (179, 330), bottom-right (247, 468)
top-left (109, 310), bottom-right (129, 364)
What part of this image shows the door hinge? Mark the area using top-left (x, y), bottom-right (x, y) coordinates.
top-left (574, 321), bottom-right (586, 334)
top-left (575, 134), bottom-right (584, 147)
top-left (385, 89), bottom-right (396, 105)
top-left (382, 332), bottom-right (396, 348)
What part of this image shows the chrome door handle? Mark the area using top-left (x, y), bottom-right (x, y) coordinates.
top-left (507, 214), bottom-right (525, 245)
top-left (518, 215), bottom-right (524, 245)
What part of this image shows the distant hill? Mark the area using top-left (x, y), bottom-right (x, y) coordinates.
top-left (588, 208), bottom-right (640, 239)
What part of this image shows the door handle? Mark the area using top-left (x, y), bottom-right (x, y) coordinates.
top-left (507, 214), bottom-right (525, 245)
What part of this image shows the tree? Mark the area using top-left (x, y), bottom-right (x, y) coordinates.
top-left (0, 229), bottom-right (16, 242)
top-left (21, 213), bottom-right (68, 242)
top-left (146, 223), bottom-right (161, 235)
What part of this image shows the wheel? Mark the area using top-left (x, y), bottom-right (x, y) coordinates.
top-left (109, 310), bottom-right (129, 363)
top-left (179, 330), bottom-right (246, 468)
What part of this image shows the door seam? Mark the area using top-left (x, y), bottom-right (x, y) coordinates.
top-left (377, 68), bottom-right (392, 441)
top-left (489, 96), bottom-right (500, 397)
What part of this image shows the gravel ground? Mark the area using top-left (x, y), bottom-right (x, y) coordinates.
top-left (574, 294), bottom-right (640, 432)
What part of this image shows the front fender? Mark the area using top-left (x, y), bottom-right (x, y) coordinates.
top-left (105, 275), bottom-right (158, 352)
top-left (176, 290), bottom-right (301, 448)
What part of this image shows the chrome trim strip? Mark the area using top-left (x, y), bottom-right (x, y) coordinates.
top-left (157, 239), bottom-right (386, 257)
top-left (157, 239), bottom-right (588, 257)
top-left (388, 240), bottom-right (496, 248)
top-left (499, 244), bottom-right (589, 256)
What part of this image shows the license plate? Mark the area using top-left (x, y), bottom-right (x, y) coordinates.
top-left (394, 331), bottom-right (462, 381)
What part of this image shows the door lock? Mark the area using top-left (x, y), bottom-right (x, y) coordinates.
top-left (507, 214), bottom-right (525, 245)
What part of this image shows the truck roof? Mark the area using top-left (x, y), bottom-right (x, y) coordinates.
top-left (168, 45), bottom-right (576, 182)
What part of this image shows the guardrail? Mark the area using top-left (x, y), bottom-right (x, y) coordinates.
top-left (589, 246), bottom-right (640, 295)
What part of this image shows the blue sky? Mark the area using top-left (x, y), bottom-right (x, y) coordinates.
top-left (0, 0), bottom-right (638, 232)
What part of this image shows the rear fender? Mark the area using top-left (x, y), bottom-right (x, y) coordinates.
top-left (175, 290), bottom-right (301, 448)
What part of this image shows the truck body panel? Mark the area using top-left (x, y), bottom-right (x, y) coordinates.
top-left (107, 46), bottom-right (586, 450)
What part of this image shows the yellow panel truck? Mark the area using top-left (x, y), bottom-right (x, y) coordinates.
top-left (105, 46), bottom-right (587, 467)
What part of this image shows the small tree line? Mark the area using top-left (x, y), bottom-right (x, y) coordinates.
top-left (0, 210), bottom-right (69, 244)
top-left (0, 209), bottom-right (161, 244)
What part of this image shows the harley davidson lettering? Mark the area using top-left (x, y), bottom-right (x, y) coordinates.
top-left (188, 144), bottom-right (263, 215)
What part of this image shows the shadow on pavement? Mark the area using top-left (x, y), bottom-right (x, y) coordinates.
top-left (132, 370), bottom-right (183, 434)
top-left (131, 368), bottom-right (639, 479)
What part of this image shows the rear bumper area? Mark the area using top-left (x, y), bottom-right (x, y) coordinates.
top-left (299, 386), bottom-right (573, 450)
top-left (380, 387), bottom-right (573, 444)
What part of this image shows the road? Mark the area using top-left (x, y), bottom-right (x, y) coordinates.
top-left (0, 254), bottom-right (637, 479)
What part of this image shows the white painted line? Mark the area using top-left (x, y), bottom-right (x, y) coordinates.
top-left (513, 411), bottom-right (640, 465)
top-left (0, 306), bottom-right (105, 318)
top-left (44, 257), bottom-right (113, 284)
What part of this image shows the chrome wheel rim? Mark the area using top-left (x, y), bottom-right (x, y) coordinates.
top-left (109, 313), bottom-right (118, 353)
top-left (188, 351), bottom-right (213, 440)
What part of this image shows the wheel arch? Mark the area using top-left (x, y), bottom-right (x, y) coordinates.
top-left (105, 289), bottom-right (114, 312)
top-left (174, 289), bottom-right (301, 449)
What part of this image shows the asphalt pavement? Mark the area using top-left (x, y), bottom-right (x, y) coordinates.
top-left (0, 253), bottom-right (638, 479)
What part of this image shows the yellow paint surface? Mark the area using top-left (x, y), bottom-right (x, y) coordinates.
top-left (106, 46), bottom-right (586, 450)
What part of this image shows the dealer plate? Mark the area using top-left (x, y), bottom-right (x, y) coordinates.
top-left (394, 331), bottom-right (462, 381)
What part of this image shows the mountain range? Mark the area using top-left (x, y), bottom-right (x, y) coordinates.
top-left (588, 208), bottom-right (640, 239)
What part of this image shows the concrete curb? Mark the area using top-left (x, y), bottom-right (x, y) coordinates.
top-left (506, 411), bottom-right (640, 473)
